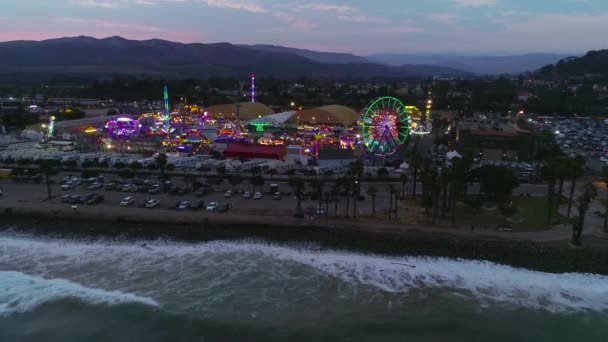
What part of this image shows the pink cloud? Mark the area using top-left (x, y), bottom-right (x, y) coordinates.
top-left (73, 0), bottom-right (121, 8)
top-left (200, 0), bottom-right (267, 14)
top-left (271, 11), bottom-right (315, 33)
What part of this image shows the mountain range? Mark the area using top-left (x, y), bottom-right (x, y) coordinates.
top-left (0, 36), bottom-right (470, 80)
top-left (242, 45), bottom-right (571, 75)
top-left (366, 53), bottom-right (573, 75)
top-left (539, 50), bottom-right (608, 77)
top-left (0, 36), bottom-right (578, 79)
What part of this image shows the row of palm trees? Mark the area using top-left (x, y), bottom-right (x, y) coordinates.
top-left (32, 149), bottom-right (608, 245)
top-left (537, 142), bottom-right (608, 245)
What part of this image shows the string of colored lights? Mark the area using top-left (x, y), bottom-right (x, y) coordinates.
top-left (164, 85), bottom-right (170, 131)
top-left (251, 73), bottom-right (256, 102)
top-left (426, 90), bottom-right (432, 123)
top-left (48, 115), bottom-right (56, 137)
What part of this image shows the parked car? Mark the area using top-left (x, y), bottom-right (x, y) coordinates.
top-left (61, 181), bottom-right (80, 191)
top-left (86, 194), bottom-right (104, 205)
top-left (272, 192), bottom-right (281, 200)
top-left (191, 199), bottom-right (205, 210)
top-left (69, 195), bottom-right (83, 204)
top-left (120, 196), bottom-right (135, 206)
top-left (206, 202), bottom-right (219, 211)
top-left (224, 190), bottom-right (233, 198)
top-left (217, 203), bottom-right (231, 213)
top-left (253, 192), bottom-right (263, 200)
top-left (88, 182), bottom-right (103, 190)
top-left (122, 184), bottom-right (136, 192)
top-left (167, 200), bottom-right (181, 210)
top-left (145, 199), bottom-right (160, 208)
top-left (178, 201), bottom-right (191, 210)
top-left (105, 183), bottom-right (119, 191)
top-left (195, 188), bottom-right (209, 197)
top-left (242, 191), bottom-right (252, 199)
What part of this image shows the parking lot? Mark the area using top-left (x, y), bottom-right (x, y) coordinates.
top-left (536, 117), bottom-right (608, 171)
top-left (0, 173), bottom-right (391, 219)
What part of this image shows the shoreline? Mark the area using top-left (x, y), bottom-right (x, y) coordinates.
top-left (2, 205), bottom-right (608, 275)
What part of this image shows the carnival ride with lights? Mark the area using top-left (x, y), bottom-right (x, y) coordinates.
top-left (361, 96), bottom-right (411, 158)
top-left (105, 117), bottom-right (142, 138)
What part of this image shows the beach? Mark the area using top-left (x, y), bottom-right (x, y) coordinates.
top-left (2, 179), bottom-right (608, 340)
top-left (1, 232), bottom-right (608, 341)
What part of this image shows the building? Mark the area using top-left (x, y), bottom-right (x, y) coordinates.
top-left (52, 114), bottom-right (130, 135)
top-left (456, 115), bottom-right (535, 160)
top-left (223, 144), bottom-right (286, 160)
top-left (290, 105), bottom-right (359, 126)
top-left (205, 102), bottom-right (274, 120)
top-left (317, 148), bottom-right (356, 167)
top-left (286, 145), bottom-right (312, 165)
top-left (246, 105), bottom-right (360, 126)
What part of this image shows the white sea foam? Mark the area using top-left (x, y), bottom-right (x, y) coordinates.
top-left (1, 233), bottom-right (607, 314)
top-left (0, 271), bottom-right (158, 316)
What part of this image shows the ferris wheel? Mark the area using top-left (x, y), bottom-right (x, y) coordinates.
top-left (361, 96), bottom-right (411, 157)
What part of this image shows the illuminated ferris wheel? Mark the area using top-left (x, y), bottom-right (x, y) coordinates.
top-left (361, 96), bottom-right (411, 157)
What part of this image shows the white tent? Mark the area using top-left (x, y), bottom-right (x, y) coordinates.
top-left (446, 150), bottom-right (462, 160)
top-left (247, 111), bottom-right (297, 125)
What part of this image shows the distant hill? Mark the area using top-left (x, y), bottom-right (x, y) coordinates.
top-left (0, 36), bottom-right (471, 79)
top-left (243, 44), bottom-right (368, 64)
top-left (367, 53), bottom-right (571, 75)
top-left (539, 50), bottom-right (608, 77)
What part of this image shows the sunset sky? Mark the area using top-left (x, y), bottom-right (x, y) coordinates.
top-left (1, 0), bottom-right (607, 54)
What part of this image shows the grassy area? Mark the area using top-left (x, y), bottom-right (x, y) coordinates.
top-left (452, 196), bottom-right (570, 232)
top-left (511, 197), bottom-right (569, 231)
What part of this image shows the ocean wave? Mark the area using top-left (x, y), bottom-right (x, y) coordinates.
top-left (1, 233), bottom-right (607, 313)
top-left (0, 271), bottom-right (158, 316)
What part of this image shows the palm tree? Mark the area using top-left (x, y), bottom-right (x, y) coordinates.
top-left (602, 167), bottom-right (608, 232)
top-left (387, 184), bottom-right (396, 219)
top-left (440, 167), bottom-right (451, 218)
top-left (392, 187), bottom-right (400, 222)
top-left (39, 160), bottom-right (59, 200)
top-left (367, 186), bottom-right (377, 217)
top-left (249, 175), bottom-right (264, 192)
top-left (556, 157), bottom-right (570, 200)
top-left (420, 159), bottom-right (437, 224)
top-left (288, 177), bottom-right (306, 218)
top-left (228, 175), bottom-right (242, 191)
top-left (349, 160), bottom-right (364, 179)
top-left (410, 151), bottom-right (420, 199)
top-left (157, 152), bottom-right (167, 177)
top-left (323, 191), bottom-right (331, 217)
top-left (449, 156), bottom-right (466, 225)
top-left (399, 172), bottom-right (408, 199)
top-left (331, 180), bottom-right (342, 217)
top-left (351, 180), bottom-right (360, 219)
top-left (309, 178), bottom-right (325, 209)
top-left (349, 160), bottom-right (364, 199)
top-left (541, 159), bottom-right (558, 225)
top-left (343, 177), bottom-right (352, 218)
top-left (572, 181), bottom-right (596, 246)
top-left (567, 155), bottom-right (585, 218)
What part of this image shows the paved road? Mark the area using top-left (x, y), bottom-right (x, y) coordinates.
top-left (1, 177), bottom-right (605, 243)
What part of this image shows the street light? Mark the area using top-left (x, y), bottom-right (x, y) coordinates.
top-left (290, 102), bottom-right (295, 107)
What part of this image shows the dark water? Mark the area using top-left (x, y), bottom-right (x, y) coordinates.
top-left (1, 231), bottom-right (607, 341)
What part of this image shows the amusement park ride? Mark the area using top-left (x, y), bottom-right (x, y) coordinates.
top-left (56, 81), bottom-right (434, 163)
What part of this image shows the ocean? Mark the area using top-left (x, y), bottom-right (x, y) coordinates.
top-left (0, 230), bottom-right (607, 341)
